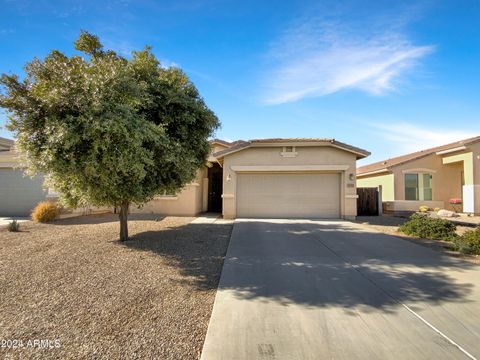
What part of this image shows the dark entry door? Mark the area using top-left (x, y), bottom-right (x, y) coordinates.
top-left (208, 164), bottom-right (223, 212)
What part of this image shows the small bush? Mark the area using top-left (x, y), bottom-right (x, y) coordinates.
top-left (419, 205), bottom-right (430, 213)
top-left (399, 213), bottom-right (457, 241)
top-left (434, 207), bottom-right (441, 212)
top-left (7, 220), bottom-right (20, 232)
top-left (32, 202), bottom-right (59, 223)
top-left (454, 228), bottom-right (480, 255)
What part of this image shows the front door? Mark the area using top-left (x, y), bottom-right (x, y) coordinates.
top-left (208, 164), bottom-right (223, 213)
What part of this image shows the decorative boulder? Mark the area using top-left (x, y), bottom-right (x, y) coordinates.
top-left (437, 209), bottom-right (458, 218)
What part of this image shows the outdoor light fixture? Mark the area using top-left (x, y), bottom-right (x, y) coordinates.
top-left (349, 173), bottom-right (355, 181)
top-left (227, 174), bottom-right (231, 181)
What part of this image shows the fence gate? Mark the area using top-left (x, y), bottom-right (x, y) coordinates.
top-left (357, 187), bottom-right (379, 216)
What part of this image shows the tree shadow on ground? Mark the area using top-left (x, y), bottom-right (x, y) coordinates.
top-left (53, 213), bottom-right (165, 225)
top-left (120, 221), bottom-right (233, 291)
top-left (355, 215), bottom-right (407, 226)
top-left (120, 219), bottom-right (477, 313)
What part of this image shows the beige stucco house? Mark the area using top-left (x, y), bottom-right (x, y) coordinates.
top-left (357, 136), bottom-right (480, 214)
top-left (134, 138), bottom-right (370, 219)
top-left (1, 137), bottom-right (369, 219)
top-left (211, 138), bottom-right (369, 219)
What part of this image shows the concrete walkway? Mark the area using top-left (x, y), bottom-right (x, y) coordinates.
top-left (0, 216), bottom-right (30, 226)
top-left (201, 219), bottom-right (480, 360)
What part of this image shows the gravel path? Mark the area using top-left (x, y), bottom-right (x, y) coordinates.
top-left (0, 214), bottom-right (232, 359)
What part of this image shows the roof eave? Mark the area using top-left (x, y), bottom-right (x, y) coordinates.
top-left (213, 140), bottom-right (370, 160)
top-left (357, 168), bottom-right (392, 177)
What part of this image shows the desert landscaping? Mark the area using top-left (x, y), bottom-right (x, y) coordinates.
top-left (0, 215), bottom-right (232, 359)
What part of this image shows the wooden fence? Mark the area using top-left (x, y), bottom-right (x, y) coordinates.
top-left (357, 187), bottom-right (379, 216)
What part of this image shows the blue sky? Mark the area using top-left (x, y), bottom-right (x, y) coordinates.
top-left (1, 0), bottom-right (479, 165)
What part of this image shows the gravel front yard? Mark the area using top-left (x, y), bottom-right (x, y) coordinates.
top-left (355, 215), bottom-right (479, 263)
top-left (0, 214), bottom-right (232, 359)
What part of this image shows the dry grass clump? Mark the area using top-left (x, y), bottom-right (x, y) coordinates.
top-left (6, 220), bottom-right (20, 232)
top-left (31, 201), bottom-right (60, 223)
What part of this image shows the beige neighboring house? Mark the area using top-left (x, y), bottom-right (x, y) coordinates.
top-left (1, 137), bottom-right (369, 219)
top-left (357, 136), bottom-right (480, 214)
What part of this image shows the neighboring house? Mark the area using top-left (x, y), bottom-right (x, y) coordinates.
top-left (0, 137), bottom-right (370, 219)
top-left (0, 137), bottom-right (48, 216)
top-left (357, 136), bottom-right (480, 214)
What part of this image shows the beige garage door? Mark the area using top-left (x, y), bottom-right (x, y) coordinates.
top-left (236, 173), bottom-right (340, 218)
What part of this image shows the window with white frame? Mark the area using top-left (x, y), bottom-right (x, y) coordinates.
top-left (405, 173), bottom-right (432, 201)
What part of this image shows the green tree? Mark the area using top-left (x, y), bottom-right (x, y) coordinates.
top-left (0, 31), bottom-right (219, 241)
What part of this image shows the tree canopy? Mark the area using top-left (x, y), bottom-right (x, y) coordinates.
top-left (0, 31), bottom-right (220, 240)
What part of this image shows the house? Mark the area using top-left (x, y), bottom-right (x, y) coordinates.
top-left (211, 138), bottom-right (369, 219)
top-left (0, 137), bottom-right (49, 216)
top-left (357, 136), bottom-right (480, 214)
top-left (0, 136), bottom-right (370, 219)
top-left (135, 138), bottom-right (370, 219)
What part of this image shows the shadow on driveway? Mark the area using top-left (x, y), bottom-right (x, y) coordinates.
top-left (215, 220), bottom-right (475, 312)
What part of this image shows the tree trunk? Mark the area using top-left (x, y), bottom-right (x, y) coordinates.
top-left (119, 202), bottom-right (129, 241)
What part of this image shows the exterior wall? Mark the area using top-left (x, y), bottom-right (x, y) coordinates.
top-left (0, 149), bottom-right (18, 168)
top-left (132, 167), bottom-right (206, 216)
top-left (383, 200), bottom-right (444, 213)
top-left (221, 146), bottom-right (358, 219)
top-left (357, 173), bottom-right (395, 201)
top-left (466, 142), bottom-right (480, 214)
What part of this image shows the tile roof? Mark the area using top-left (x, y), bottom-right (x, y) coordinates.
top-left (210, 138), bottom-right (232, 147)
top-left (213, 138), bottom-right (370, 159)
top-left (357, 135), bottom-right (480, 176)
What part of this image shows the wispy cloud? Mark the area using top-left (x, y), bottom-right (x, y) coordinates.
top-left (369, 122), bottom-right (474, 154)
top-left (101, 37), bottom-right (136, 57)
top-left (262, 5), bottom-right (434, 104)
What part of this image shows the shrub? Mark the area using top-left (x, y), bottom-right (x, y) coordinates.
top-left (32, 202), bottom-right (59, 223)
top-left (399, 213), bottom-right (457, 241)
top-left (7, 220), bottom-right (20, 232)
top-left (434, 207), bottom-right (441, 212)
top-left (419, 205), bottom-right (430, 213)
top-left (454, 228), bottom-right (480, 255)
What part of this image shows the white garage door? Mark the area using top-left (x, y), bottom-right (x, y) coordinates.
top-left (236, 173), bottom-right (340, 218)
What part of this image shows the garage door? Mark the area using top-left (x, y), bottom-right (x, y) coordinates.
top-left (236, 173), bottom-right (340, 218)
top-left (0, 169), bottom-right (47, 216)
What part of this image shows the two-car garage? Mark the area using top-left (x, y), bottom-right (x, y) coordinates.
top-left (214, 138), bottom-right (370, 220)
top-left (236, 173), bottom-right (340, 218)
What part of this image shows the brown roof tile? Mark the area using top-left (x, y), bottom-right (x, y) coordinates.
top-left (357, 135), bottom-right (480, 176)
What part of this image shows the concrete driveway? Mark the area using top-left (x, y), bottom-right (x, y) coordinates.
top-left (201, 219), bottom-right (480, 360)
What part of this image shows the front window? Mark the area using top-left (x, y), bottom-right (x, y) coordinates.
top-left (405, 173), bottom-right (432, 201)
